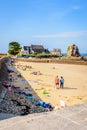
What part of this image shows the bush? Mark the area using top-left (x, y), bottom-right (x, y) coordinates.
top-left (19, 53), bottom-right (61, 59)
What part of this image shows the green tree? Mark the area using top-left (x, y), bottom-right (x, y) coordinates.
top-left (67, 45), bottom-right (70, 54)
top-left (8, 42), bottom-right (21, 55)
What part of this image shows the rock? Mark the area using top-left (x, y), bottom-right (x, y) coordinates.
top-left (67, 44), bottom-right (80, 57)
top-left (0, 57), bottom-right (52, 116)
top-left (0, 86), bottom-right (49, 115)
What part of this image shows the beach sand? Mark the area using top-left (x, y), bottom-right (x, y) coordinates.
top-left (13, 61), bottom-right (87, 109)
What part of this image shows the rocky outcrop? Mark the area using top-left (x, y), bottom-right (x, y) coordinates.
top-left (67, 44), bottom-right (80, 57)
top-left (0, 57), bottom-right (53, 116)
top-left (0, 57), bottom-right (9, 91)
top-left (0, 57), bottom-right (10, 103)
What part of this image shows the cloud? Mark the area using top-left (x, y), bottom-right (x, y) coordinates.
top-left (33, 31), bottom-right (87, 38)
top-left (72, 6), bottom-right (80, 10)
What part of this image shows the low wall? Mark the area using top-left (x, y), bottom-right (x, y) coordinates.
top-left (15, 57), bottom-right (87, 65)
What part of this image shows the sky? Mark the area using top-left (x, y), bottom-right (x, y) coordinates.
top-left (0, 0), bottom-right (87, 53)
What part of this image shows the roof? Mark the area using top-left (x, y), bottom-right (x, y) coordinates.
top-left (30, 45), bottom-right (44, 50)
top-left (23, 46), bottom-right (30, 51)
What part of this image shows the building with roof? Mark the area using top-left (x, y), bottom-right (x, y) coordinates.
top-left (20, 46), bottom-right (30, 55)
top-left (51, 48), bottom-right (61, 55)
top-left (20, 44), bottom-right (49, 55)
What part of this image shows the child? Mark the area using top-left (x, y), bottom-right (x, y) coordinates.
top-left (55, 76), bottom-right (59, 89)
top-left (60, 76), bottom-right (64, 88)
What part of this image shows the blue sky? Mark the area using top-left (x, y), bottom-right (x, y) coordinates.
top-left (0, 0), bottom-right (87, 53)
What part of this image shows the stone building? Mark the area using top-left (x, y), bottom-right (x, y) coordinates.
top-left (20, 44), bottom-right (49, 55)
top-left (51, 48), bottom-right (61, 55)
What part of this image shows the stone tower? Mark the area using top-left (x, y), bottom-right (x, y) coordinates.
top-left (67, 44), bottom-right (80, 57)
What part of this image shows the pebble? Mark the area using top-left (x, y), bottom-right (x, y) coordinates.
top-left (0, 58), bottom-right (52, 116)
top-left (0, 88), bottom-right (48, 115)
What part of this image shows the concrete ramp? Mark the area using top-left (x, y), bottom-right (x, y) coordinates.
top-left (0, 113), bottom-right (15, 120)
top-left (0, 103), bottom-right (87, 130)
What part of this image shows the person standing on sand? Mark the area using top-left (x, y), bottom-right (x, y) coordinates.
top-left (60, 76), bottom-right (64, 88)
top-left (55, 75), bottom-right (59, 89)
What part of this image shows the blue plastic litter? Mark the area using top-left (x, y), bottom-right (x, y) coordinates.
top-left (26, 95), bottom-right (34, 99)
top-left (36, 101), bottom-right (53, 110)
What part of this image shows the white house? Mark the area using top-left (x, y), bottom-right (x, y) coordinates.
top-left (20, 46), bottom-right (30, 55)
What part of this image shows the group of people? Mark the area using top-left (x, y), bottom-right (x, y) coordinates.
top-left (55, 75), bottom-right (64, 89)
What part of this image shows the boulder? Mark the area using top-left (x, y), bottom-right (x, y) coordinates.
top-left (67, 44), bottom-right (80, 57)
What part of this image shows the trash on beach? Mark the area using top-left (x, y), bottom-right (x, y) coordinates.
top-left (21, 80), bottom-right (28, 83)
top-left (33, 80), bottom-right (38, 84)
top-left (13, 78), bottom-right (19, 82)
top-left (59, 100), bottom-right (66, 107)
top-left (17, 89), bottom-right (34, 99)
top-left (31, 71), bottom-right (42, 75)
top-left (7, 86), bottom-right (12, 92)
top-left (53, 67), bottom-right (55, 69)
top-left (41, 90), bottom-right (47, 94)
top-left (28, 80), bottom-right (32, 82)
top-left (26, 94), bottom-right (34, 99)
top-left (26, 95), bottom-right (34, 99)
top-left (46, 94), bottom-right (50, 97)
top-left (36, 101), bottom-right (53, 111)
top-left (17, 73), bottom-right (22, 78)
top-left (20, 106), bottom-right (30, 116)
top-left (2, 81), bottom-right (11, 88)
top-left (53, 106), bottom-right (59, 111)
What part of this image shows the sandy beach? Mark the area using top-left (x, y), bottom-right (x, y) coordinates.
top-left (12, 60), bottom-right (87, 109)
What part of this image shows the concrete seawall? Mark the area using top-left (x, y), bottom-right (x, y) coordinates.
top-left (0, 103), bottom-right (87, 130)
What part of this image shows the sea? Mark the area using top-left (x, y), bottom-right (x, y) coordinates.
top-left (80, 53), bottom-right (87, 57)
top-left (62, 53), bottom-right (87, 57)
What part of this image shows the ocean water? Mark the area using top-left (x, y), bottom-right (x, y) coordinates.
top-left (62, 53), bottom-right (87, 57)
top-left (80, 53), bottom-right (87, 56)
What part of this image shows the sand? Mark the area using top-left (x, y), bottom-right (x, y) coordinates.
top-left (13, 61), bottom-right (87, 109)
